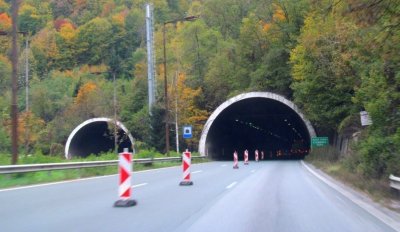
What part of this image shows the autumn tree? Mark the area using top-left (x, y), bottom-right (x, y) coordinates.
top-left (290, 4), bottom-right (358, 133)
top-left (169, 72), bottom-right (208, 150)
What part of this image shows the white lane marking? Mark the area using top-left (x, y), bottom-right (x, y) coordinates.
top-left (226, 181), bottom-right (237, 189)
top-left (221, 164), bottom-right (227, 167)
top-left (132, 183), bottom-right (148, 188)
top-left (251, 170), bottom-right (256, 173)
top-left (192, 170), bottom-right (203, 174)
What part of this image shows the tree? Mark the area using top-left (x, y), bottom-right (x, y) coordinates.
top-left (30, 26), bottom-right (59, 77)
top-left (76, 17), bottom-right (112, 65)
top-left (55, 20), bottom-right (78, 69)
top-left (290, 10), bottom-right (358, 132)
top-left (170, 72), bottom-right (208, 150)
top-left (18, 2), bottom-right (51, 35)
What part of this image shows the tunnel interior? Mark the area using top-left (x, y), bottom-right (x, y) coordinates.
top-left (68, 121), bottom-right (133, 158)
top-left (206, 97), bottom-right (310, 160)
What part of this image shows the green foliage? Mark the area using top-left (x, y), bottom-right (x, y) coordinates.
top-left (0, 125), bottom-right (10, 152)
top-left (76, 17), bottom-right (112, 65)
top-left (148, 105), bottom-right (166, 153)
top-left (290, 12), bottom-right (357, 131)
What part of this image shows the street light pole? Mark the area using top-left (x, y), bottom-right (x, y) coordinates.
top-left (162, 15), bottom-right (199, 154)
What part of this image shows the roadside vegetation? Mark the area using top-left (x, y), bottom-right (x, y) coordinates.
top-left (306, 147), bottom-right (400, 212)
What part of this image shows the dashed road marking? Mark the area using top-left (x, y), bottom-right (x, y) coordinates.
top-left (192, 170), bottom-right (203, 174)
top-left (221, 164), bottom-right (227, 167)
top-left (132, 183), bottom-right (148, 188)
top-left (226, 181), bottom-right (237, 189)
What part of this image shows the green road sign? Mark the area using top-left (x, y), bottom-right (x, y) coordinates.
top-left (311, 137), bottom-right (329, 147)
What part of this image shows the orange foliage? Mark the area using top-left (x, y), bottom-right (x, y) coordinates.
top-left (0, 12), bottom-right (11, 31)
top-left (101, 2), bottom-right (116, 17)
top-left (59, 22), bottom-right (76, 41)
top-left (272, 4), bottom-right (286, 22)
top-left (75, 82), bottom-right (97, 104)
top-left (170, 72), bottom-right (209, 144)
top-left (3, 111), bottom-right (45, 145)
top-left (54, 19), bottom-right (76, 31)
top-left (262, 22), bottom-right (271, 32)
top-left (112, 10), bottom-right (128, 25)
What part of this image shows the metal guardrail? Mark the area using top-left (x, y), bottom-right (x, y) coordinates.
top-left (0, 156), bottom-right (205, 174)
top-left (389, 174), bottom-right (400, 191)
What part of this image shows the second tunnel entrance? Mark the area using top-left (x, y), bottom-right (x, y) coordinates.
top-left (199, 92), bottom-right (316, 160)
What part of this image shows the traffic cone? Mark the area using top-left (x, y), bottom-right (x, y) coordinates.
top-left (114, 148), bottom-right (137, 207)
top-left (180, 149), bottom-right (193, 186)
top-left (244, 149), bottom-right (249, 165)
top-left (233, 151), bottom-right (239, 169)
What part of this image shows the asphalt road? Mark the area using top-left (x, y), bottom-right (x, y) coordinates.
top-left (0, 161), bottom-right (398, 232)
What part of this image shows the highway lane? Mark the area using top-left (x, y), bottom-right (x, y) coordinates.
top-left (0, 161), bottom-right (397, 232)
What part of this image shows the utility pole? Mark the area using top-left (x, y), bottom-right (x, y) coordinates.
top-left (10, 0), bottom-right (20, 164)
top-left (113, 71), bottom-right (118, 154)
top-left (24, 34), bottom-right (29, 154)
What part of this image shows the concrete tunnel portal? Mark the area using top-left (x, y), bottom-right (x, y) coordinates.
top-left (199, 92), bottom-right (316, 160)
top-left (65, 118), bottom-right (134, 159)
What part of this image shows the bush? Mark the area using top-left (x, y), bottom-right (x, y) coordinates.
top-left (134, 149), bottom-right (163, 159)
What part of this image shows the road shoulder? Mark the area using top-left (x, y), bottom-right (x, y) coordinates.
top-left (302, 160), bottom-right (400, 232)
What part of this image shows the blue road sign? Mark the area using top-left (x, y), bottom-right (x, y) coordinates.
top-left (183, 125), bottom-right (192, 139)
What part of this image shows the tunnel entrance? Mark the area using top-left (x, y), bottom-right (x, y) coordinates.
top-left (199, 92), bottom-right (315, 160)
top-left (65, 118), bottom-right (134, 159)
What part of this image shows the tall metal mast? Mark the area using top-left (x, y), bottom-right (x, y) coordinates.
top-left (146, 3), bottom-right (156, 112)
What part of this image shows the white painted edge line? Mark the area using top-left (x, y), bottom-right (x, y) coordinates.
top-left (192, 170), bottom-right (203, 174)
top-left (251, 170), bottom-right (256, 173)
top-left (221, 164), bottom-right (227, 167)
top-left (226, 181), bottom-right (237, 189)
top-left (132, 183), bottom-right (148, 188)
top-left (301, 160), bottom-right (400, 232)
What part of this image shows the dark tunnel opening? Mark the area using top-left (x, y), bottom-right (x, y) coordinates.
top-left (68, 121), bottom-right (133, 158)
top-left (206, 97), bottom-right (311, 160)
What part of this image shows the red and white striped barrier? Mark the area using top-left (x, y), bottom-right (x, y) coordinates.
top-left (244, 149), bottom-right (249, 165)
top-left (233, 151), bottom-right (239, 169)
top-left (255, 149), bottom-right (259, 162)
top-left (114, 148), bottom-right (137, 207)
top-left (180, 149), bottom-right (193, 186)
